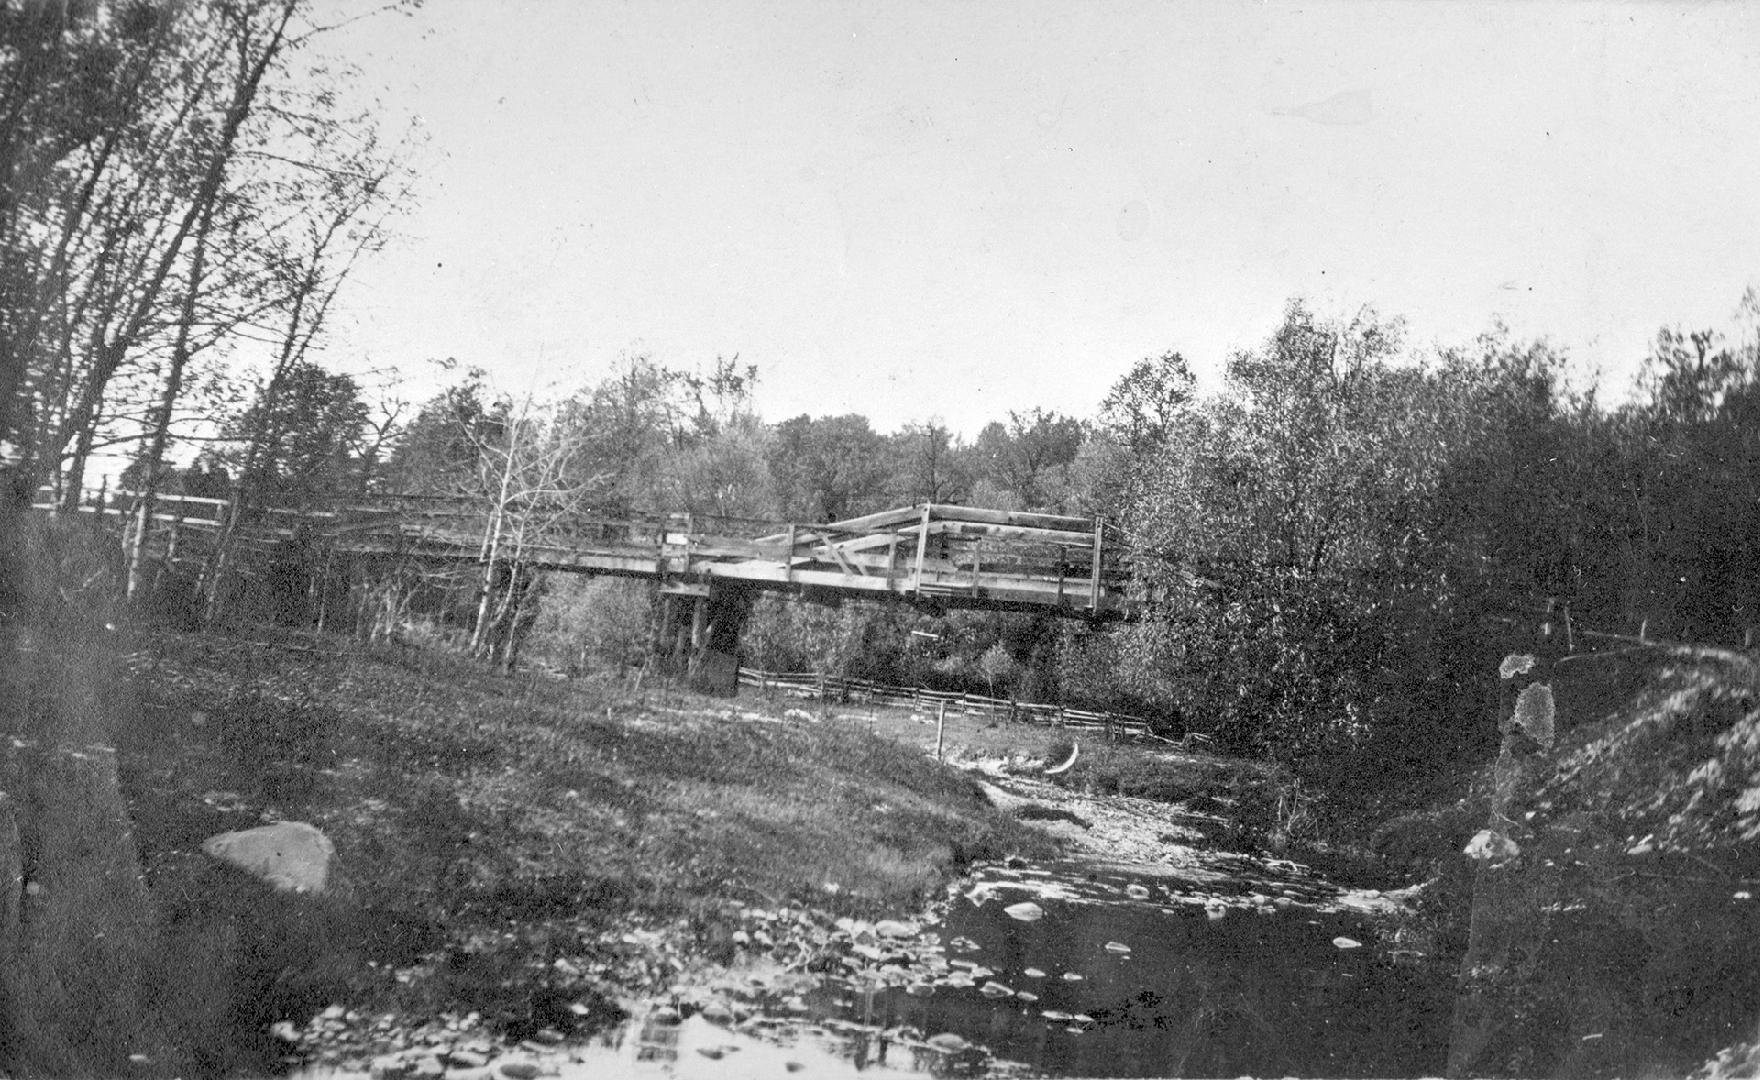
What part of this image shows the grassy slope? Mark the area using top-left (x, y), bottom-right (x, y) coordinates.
top-left (117, 626), bottom-right (1050, 1047)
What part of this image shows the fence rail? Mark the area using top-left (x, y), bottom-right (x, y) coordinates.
top-left (735, 666), bottom-right (1165, 742)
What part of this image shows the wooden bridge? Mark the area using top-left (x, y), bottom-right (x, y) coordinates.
top-left (42, 489), bottom-right (1140, 618)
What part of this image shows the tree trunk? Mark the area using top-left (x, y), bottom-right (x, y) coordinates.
top-left (200, 483), bottom-right (244, 623)
top-left (125, 198), bottom-right (216, 602)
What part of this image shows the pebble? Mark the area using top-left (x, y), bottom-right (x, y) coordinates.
top-left (497, 1062), bottom-right (541, 1080)
top-left (445, 1050), bottom-right (489, 1069)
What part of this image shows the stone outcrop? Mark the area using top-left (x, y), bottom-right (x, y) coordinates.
top-left (1449, 646), bottom-right (1760, 1078)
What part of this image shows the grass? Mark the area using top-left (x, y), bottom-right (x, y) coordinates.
top-left (111, 624), bottom-right (1051, 1066)
top-left (791, 697), bottom-right (1381, 870)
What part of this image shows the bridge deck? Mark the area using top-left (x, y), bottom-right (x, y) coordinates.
top-left (40, 492), bottom-right (1139, 616)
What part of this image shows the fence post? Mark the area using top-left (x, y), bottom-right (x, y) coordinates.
top-left (935, 701), bottom-right (947, 763)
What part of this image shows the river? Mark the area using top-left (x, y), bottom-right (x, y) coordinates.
top-left (300, 768), bottom-right (1455, 1079)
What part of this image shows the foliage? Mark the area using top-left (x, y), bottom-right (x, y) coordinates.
top-left (972, 407), bottom-right (1086, 512)
top-left (976, 642), bottom-right (1020, 698)
top-left (203, 360), bottom-right (373, 500)
top-left (766, 413), bottom-right (889, 522)
top-left (1, 0), bottom-right (415, 506)
top-left (1117, 303), bottom-right (1442, 774)
top-left (526, 575), bottom-right (653, 676)
top-left (742, 595), bottom-right (913, 686)
top-left (379, 373), bottom-right (507, 496)
top-left (887, 420), bottom-right (971, 505)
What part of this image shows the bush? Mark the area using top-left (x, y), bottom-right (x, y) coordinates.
top-left (526, 575), bottom-right (652, 675)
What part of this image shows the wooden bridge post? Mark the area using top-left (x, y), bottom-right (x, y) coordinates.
top-left (1089, 518), bottom-right (1104, 611)
top-left (690, 596), bottom-right (708, 652)
top-left (912, 505), bottom-right (931, 595)
top-left (653, 594), bottom-right (673, 660)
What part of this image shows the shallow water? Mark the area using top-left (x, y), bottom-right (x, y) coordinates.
top-left (300, 854), bottom-right (1451, 1079)
top-left (853, 860), bottom-right (1451, 1077)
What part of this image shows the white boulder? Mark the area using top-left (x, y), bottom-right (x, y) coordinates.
top-left (202, 820), bottom-right (336, 894)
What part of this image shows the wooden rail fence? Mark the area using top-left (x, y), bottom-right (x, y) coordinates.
top-left (735, 666), bottom-right (1166, 742)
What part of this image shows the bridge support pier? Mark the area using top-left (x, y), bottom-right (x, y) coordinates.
top-left (654, 580), bottom-right (751, 695)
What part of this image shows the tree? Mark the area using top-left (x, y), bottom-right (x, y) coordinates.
top-left (1080, 350), bottom-right (1198, 522)
top-left (1119, 300), bottom-right (1460, 779)
top-left (44, 0), bottom-right (306, 507)
top-left (887, 420), bottom-right (971, 505)
top-left (972, 408), bottom-right (1085, 511)
top-left (380, 372), bottom-right (507, 496)
top-left (661, 410), bottom-right (776, 519)
top-left (977, 641), bottom-right (1020, 698)
top-left (766, 413), bottom-right (890, 522)
top-left (460, 393), bottom-right (599, 668)
top-left (204, 359), bottom-right (373, 501)
top-left (1097, 350), bottom-right (1197, 454)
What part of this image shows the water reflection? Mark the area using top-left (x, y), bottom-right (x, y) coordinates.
top-left (295, 858), bottom-right (1449, 1079)
top-left (826, 861), bottom-right (1450, 1078)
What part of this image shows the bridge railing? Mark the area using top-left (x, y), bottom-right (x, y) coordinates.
top-left (34, 487), bottom-right (1143, 602)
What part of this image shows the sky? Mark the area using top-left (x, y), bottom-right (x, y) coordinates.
top-left (312, 0), bottom-right (1760, 437)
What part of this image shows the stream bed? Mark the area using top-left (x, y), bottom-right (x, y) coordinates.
top-left (301, 842), bottom-right (1453, 1079)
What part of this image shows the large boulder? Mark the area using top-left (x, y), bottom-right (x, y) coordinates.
top-left (203, 820), bottom-right (336, 894)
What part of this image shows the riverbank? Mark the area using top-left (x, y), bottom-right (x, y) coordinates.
top-left (117, 626), bottom-right (1056, 1073)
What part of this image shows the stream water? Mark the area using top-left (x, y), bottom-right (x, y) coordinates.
top-left (303, 852), bottom-right (1454, 1079)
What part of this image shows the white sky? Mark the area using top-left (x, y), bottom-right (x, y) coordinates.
top-left (313, 0), bottom-right (1760, 436)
